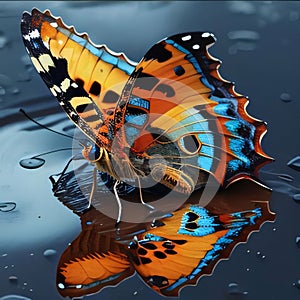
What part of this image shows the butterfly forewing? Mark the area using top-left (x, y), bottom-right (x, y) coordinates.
top-left (21, 9), bottom-right (136, 147)
top-left (115, 32), bottom-right (271, 189)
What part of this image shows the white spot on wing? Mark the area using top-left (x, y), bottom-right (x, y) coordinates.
top-left (70, 111), bottom-right (77, 117)
top-left (182, 35), bottom-right (191, 41)
top-left (61, 78), bottom-right (71, 93)
top-left (71, 82), bottom-right (78, 88)
top-left (50, 22), bottom-right (58, 28)
top-left (30, 29), bottom-right (40, 39)
top-left (39, 54), bottom-right (55, 72)
top-left (53, 85), bottom-right (61, 93)
top-left (50, 87), bottom-right (57, 97)
top-left (23, 29), bottom-right (41, 42)
top-left (202, 32), bottom-right (212, 38)
top-left (192, 44), bottom-right (200, 50)
top-left (31, 57), bottom-right (44, 73)
top-left (23, 34), bottom-right (30, 41)
top-left (43, 41), bottom-right (49, 49)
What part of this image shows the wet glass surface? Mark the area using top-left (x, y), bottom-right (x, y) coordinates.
top-left (1, 1), bottom-right (300, 299)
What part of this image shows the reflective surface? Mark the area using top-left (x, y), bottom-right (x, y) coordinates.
top-left (1, 1), bottom-right (300, 299)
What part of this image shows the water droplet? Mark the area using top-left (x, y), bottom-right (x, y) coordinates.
top-left (133, 291), bottom-right (138, 296)
top-left (228, 282), bottom-right (240, 294)
top-left (23, 282), bottom-right (27, 286)
top-left (293, 194), bottom-right (300, 203)
top-left (9, 87), bottom-right (20, 95)
top-left (296, 236), bottom-right (300, 248)
top-left (9, 276), bottom-right (18, 283)
top-left (278, 174), bottom-right (294, 182)
top-left (246, 249), bottom-right (250, 253)
top-left (21, 55), bottom-right (31, 67)
top-left (29, 253), bottom-right (34, 256)
top-left (287, 156), bottom-right (300, 171)
top-left (17, 72), bottom-right (31, 82)
top-left (43, 249), bottom-right (57, 258)
top-left (246, 268), bottom-right (250, 272)
top-left (293, 279), bottom-right (300, 289)
top-left (0, 295), bottom-right (33, 300)
top-left (2, 253), bottom-right (8, 257)
top-left (227, 1), bottom-right (255, 15)
top-left (273, 227), bottom-right (276, 232)
top-left (4, 266), bottom-right (8, 269)
top-left (228, 30), bottom-right (260, 41)
top-left (0, 202), bottom-right (16, 212)
top-left (19, 158), bottom-right (45, 169)
top-left (0, 86), bottom-right (5, 96)
top-left (0, 31), bottom-right (8, 48)
top-left (280, 92), bottom-right (292, 103)
top-left (58, 283), bottom-right (65, 289)
top-left (256, 251), bottom-right (266, 259)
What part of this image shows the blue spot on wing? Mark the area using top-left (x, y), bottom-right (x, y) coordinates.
top-left (125, 114), bottom-right (148, 126)
top-left (125, 126), bottom-right (140, 146)
top-left (200, 76), bottom-right (215, 92)
top-left (101, 51), bottom-right (118, 66)
top-left (229, 138), bottom-right (252, 166)
top-left (198, 155), bottom-right (213, 171)
top-left (200, 145), bottom-right (214, 158)
top-left (129, 97), bottom-right (150, 110)
top-left (71, 33), bottom-right (87, 47)
top-left (117, 59), bottom-right (135, 75)
top-left (86, 43), bottom-right (103, 57)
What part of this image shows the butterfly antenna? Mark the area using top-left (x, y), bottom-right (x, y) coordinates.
top-left (32, 147), bottom-right (81, 159)
top-left (19, 108), bottom-right (85, 145)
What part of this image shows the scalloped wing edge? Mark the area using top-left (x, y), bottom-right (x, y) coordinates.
top-left (39, 8), bottom-right (137, 68)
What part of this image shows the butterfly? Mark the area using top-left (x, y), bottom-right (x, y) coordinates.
top-left (50, 158), bottom-right (274, 298)
top-left (21, 9), bottom-right (272, 221)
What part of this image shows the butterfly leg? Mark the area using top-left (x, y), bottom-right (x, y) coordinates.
top-left (136, 176), bottom-right (155, 211)
top-left (87, 167), bottom-right (98, 208)
top-left (113, 180), bottom-right (122, 226)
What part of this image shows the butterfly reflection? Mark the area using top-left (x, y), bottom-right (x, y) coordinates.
top-left (51, 160), bottom-right (274, 298)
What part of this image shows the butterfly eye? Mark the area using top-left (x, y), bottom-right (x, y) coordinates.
top-left (178, 135), bottom-right (201, 155)
top-left (87, 145), bottom-right (101, 161)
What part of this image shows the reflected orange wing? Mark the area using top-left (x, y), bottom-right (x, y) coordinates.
top-left (56, 226), bottom-right (134, 298)
top-left (128, 204), bottom-right (263, 296)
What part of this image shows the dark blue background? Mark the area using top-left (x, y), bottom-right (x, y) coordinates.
top-left (0, 1), bottom-right (299, 300)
